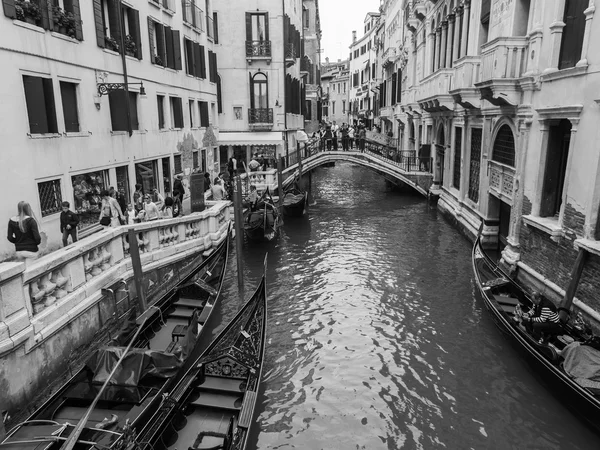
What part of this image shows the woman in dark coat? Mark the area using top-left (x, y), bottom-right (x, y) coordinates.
top-left (7, 201), bottom-right (41, 264)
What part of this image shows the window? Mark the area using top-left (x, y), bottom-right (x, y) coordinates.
top-left (468, 128), bottom-right (482, 203)
top-left (396, 69), bottom-right (402, 103)
top-left (157, 95), bottom-right (166, 129)
top-left (38, 179), bottom-right (62, 217)
top-left (303, 8), bottom-right (309, 28)
top-left (453, 127), bottom-right (462, 190)
top-left (210, 103), bottom-right (215, 125)
top-left (558, 0), bottom-right (587, 69)
top-left (95, 1), bottom-right (141, 57)
top-left (72, 171), bottom-right (108, 229)
top-left (184, 38), bottom-right (195, 75)
top-left (208, 50), bottom-right (218, 82)
top-left (23, 75), bottom-right (58, 134)
top-left (213, 12), bottom-right (219, 43)
top-left (174, 154), bottom-right (182, 173)
top-left (540, 120), bottom-right (572, 217)
top-left (199, 101), bottom-right (209, 127)
top-left (305, 100), bottom-right (312, 120)
top-left (492, 125), bottom-right (516, 167)
top-left (109, 90), bottom-right (138, 131)
top-left (193, 151), bottom-right (199, 169)
top-left (217, 75), bottom-right (222, 113)
top-left (332, 101), bottom-right (335, 115)
top-left (189, 99), bottom-right (195, 127)
top-left (170, 97), bottom-right (184, 128)
top-left (250, 72), bottom-right (268, 108)
top-left (342, 100), bottom-right (346, 114)
top-left (60, 81), bottom-right (79, 133)
top-left (4, 0), bottom-right (83, 39)
top-left (343, 82), bottom-right (346, 93)
top-left (148, 19), bottom-right (181, 69)
top-left (246, 12), bottom-right (269, 42)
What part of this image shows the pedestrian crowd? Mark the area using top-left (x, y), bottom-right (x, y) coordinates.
top-left (315, 120), bottom-right (368, 152)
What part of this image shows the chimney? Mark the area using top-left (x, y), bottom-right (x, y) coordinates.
top-left (352, 31), bottom-right (357, 43)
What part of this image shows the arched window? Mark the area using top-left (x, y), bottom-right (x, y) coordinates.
top-left (492, 125), bottom-right (516, 167)
top-left (250, 72), bottom-right (268, 109)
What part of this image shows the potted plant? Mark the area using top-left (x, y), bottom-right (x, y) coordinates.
top-left (64, 11), bottom-right (76, 37)
top-left (105, 35), bottom-right (119, 52)
top-left (154, 54), bottom-right (164, 66)
top-left (16, 0), bottom-right (41, 25)
top-left (15, 4), bottom-right (24, 20)
top-left (124, 35), bottom-right (137, 57)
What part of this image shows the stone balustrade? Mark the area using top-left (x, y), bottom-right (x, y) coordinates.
top-left (488, 160), bottom-right (515, 204)
top-left (240, 169), bottom-right (278, 194)
top-left (480, 36), bottom-right (528, 81)
top-left (0, 200), bottom-right (231, 357)
top-left (452, 56), bottom-right (481, 90)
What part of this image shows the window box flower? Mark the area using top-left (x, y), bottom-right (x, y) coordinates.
top-left (16, 0), bottom-right (41, 25)
top-left (105, 35), bottom-right (119, 52)
top-left (125, 35), bottom-right (137, 57)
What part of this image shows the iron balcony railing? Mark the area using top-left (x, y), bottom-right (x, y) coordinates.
top-left (182, 0), bottom-right (204, 31)
top-left (246, 40), bottom-right (271, 57)
top-left (248, 108), bottom-right (273, 124)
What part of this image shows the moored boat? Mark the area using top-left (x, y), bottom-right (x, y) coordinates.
top-left (0, 228), bottom-right (231, 450)
top-left (134, 257), bottom-right (268, 450)
top-left (281, 182), bottom-right (307, 217)
top-left (244, 188), bottom-right (280, 242)
top-left (472, 233), bottom-right (600, 432)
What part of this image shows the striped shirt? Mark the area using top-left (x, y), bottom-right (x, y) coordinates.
top-left (531, 307), bottom-right (561, 323)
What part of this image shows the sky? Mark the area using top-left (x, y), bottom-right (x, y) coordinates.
top-left (319, 0), bottom-right (381, 63)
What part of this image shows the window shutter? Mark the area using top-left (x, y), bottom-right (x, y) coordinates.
top-left (213, 12), bottom-right (219, 44)
top-left (199, 45), bottom-right (206, 78)
top-left (558, 0), bottom-right (587, 69)
top-left (165, 26), bottom-right (174, 68)
top-left (148, 18), bottom-right (155, 63)
top-left (264, 12), bottom-right (269, 41)
top-left (211, 51), bottom-right (218, 82)
top-left (193, 42), bottom-right (201, 77)
top-left (92, 0), bottom-right (105, 47)
top-left (40, 0), bottom-right (51, 30)
top-left (3, 0), bottom-right (16, 19)
top-left (129, 92), bottom-right (139, 130)
top-left (109, 90), bottom-right (128, 131)
top-left (129, 9), bottom-right (142, 59)
top-left (156, 23), bottom-right (167, 65)
top-left (396, 69), bottom-right (402, 103)
top-left (23, 76), bottom-right (48, 134)
top-left (181, 0), bottom-right (186, 22)
top-left (199, 102), bottom-right (209, 127)
top-left (217, 76), bottom-right (222, 113)
top-left (68, 0), bottom-right (83, 40)
top-left (172, 29), bottom-right (182, 70)
top-left (391, 73), bottom-right (397, 105)
top-left (60, 82), bottom-right (79, 132)
top-left (245, 12), bottom-right (252, 41)
top-left (42, 78), bottom-right (58, 133)
top-left (108, 0), bottom-right (121, 48)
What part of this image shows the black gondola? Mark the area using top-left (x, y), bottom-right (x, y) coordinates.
top-left (244, 188), bottom-right (280, 242)
top-left (472, 233), bottom-right (600, 433)
top-left (0, 227), bottom-right (231, 450)
top-left (135, 256), bottom-right (268, 450)
top-left (281, 181), bottom-right (308, 217)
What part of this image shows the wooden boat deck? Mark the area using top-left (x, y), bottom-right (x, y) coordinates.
top-left (190, 392), bottom-right (242, 411)
top-left (198, 376), bottom-right (245, 394)
top-left (174, 410), bottom-right (231, 450)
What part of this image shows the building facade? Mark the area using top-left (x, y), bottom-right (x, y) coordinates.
top-left (388, 0), bottom-right (600, 318)
top-left (0, 0), bottom-right (219, 259)
top-left (216, 0), bottom-right (307, 168)
top-left (348, 12), bottom-right (381, 129)
top-left (302, 0), bottom-right (322, 135)
top-left (320, 58), bottom-right (349, 125)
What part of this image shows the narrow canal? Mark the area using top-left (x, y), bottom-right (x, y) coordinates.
top-left (210, 162), bottom-right (598, 449)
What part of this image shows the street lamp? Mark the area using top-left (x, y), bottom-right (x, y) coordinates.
top-left (96, 81), bottom-right (146, 97)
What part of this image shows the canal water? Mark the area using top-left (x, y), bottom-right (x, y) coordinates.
top-left (210, 162), bottom-right (598, 449)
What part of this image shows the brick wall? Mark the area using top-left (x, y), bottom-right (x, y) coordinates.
top-left (563, 202), bottom-right (585, 235)
top-left (522, 195), bottom-right (532, 216)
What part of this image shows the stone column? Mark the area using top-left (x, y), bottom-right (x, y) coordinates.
top-left (577, 3), bottom-right (596, 67)
top-left (460, 0), bottom-right (471, 58)
top-left (545, 0), bottom-right (567, 73)
top-left (441, 21), bottom-right (448, 68)
top-left (429, 30), bottom-right (436, 75)
top-left (501, 117), bottom-right (533, 270)
top-left (446, 14), bottom-right (455, 68)
top-left (435, 27), bottom-right (442, 70)
top-left (454, 7), bottom-right (463, 62)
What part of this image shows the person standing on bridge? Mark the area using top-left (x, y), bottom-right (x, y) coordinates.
top-left (348, 125), bottom-right (355, 150)
top-left (324, 125), bottom-right (333, 151)
top-left (341, 123), bottom-right (349, 151)
top-left (332, 121), bottom-right (339, 150)
top-left (358, 125), bottom-right (366, 152)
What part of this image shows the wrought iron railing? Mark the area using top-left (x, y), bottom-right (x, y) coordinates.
top-left (246, 40), bottom-right (271, 57)
top-left (248, 108), bottom-right (273, 124)
top-left (182, 0), bottom-right (204, 31)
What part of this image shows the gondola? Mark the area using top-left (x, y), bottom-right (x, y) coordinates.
top-left (134, 256), bottom-right (268, 450)
top-left (0, 227), bottom-right (231, 450)
top-left (281, 181), bottom-right (308, 217)
top-left (472, 233), bottom-right (600, 433)
top-left (244, 188), bottom-right (280, 242)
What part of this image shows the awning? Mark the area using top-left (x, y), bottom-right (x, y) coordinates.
top-left (219, 131), bottom-right (285, 146)
top-left (296, 130), bottom-right (309, 142)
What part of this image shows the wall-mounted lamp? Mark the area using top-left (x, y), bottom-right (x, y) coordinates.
top-left (96, 81), bottom-right (146, 97)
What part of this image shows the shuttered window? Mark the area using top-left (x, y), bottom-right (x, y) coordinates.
top-left (199, 101), bottom-right (209, 127)
top-left (185, 38), bottom-right (194, 75)
top-left (60, 81), bottom-right (79, 133)
top-left (396, 69), bottom-right (402, 103)
top-left (391, 73), bottom-right (397, 106)
top-left (208, 50), bottom-right (218, 82)
top-left (157, 95), bottom-right (165, 129)
top-left (170, 97), bottom-right (184, 129)
top-left (174, 154), bottom-right (182, 173)
top-left (217, 75), bottom-right (222, 113)
top-left (189, 99), bottom-right (195, 128)
top-left (213, 12), bottom-right (219, 44)
top-left (558, 0), bottom-right (587, 69)
top-left (23, 75), bottom-right (58, 134)
top-left (453, 127), bottom-right (462, 190)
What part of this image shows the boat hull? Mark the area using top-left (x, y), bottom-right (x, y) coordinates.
top-left (282, 192), bottom-right (307, 217)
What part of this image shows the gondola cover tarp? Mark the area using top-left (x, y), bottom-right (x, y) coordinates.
top-left (86, 347), bottom-right (183, 386)
top-left (563, 342), bottom-right (600, 385)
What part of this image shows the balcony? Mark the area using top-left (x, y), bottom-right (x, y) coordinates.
top-left (248, 108), bottom-right (274, 130)
top-left (417, 69), bottom-right (454, 112)
top-left (413, 0), bottom-right (427, 20)
top-left (246, 40), bottom-right (272, 61)
top-left (488, 160), bottom-right (515, 205)
top-left (182, 0), bottom-right (204, 32)
top-left (285, 43), bottom-right (296, 67)
top-left (382, 47), bottom-right (396, 68)
top-left (448, 56), bottom-right (481, 109)
top-left (475, 37), bottom-right (529, 106)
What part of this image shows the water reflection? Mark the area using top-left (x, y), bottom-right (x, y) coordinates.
top-left (215, 162), bottom-right (598, 449)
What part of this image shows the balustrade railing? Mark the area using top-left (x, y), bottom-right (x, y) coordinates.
top-left (480, 37), bottom-right (528, 81)
top-left (488, 160), bottom-right (515, 201)
top-left (246, 40), bottom-right (271, 57)
top-left (248, 108), bottom-right (273, 124)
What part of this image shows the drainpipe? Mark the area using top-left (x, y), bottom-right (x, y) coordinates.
top-left (118, 0), bottom-right (132, 137)
top-left (282, 0), bottom-right (288, 162)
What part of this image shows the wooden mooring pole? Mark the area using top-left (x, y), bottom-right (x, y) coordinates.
top-left (128, 229), bottom-right (147, 312)
top-left (277, 156), bottom-right (284, 208)
top-left (233, 176), bottom-right (245, 292)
